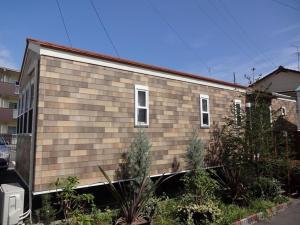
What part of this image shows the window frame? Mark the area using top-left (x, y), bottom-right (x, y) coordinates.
top-left (200, 94), bottom-right (210, 128)
top-left (135, 85), bottom-right (149, 127)
top-left (234, 99), bottom-right (242, 126)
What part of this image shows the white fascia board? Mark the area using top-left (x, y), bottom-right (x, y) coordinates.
top-left (38, 46), bottom-right (246, 92)
top-left (277, 98), bottom-right (297, 103)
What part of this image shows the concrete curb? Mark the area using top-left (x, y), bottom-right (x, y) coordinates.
top-left (233, 200), bottom-right (292, 225)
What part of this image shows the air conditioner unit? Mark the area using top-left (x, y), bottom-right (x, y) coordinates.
top-left (0, 183), bottom-right (24, 225)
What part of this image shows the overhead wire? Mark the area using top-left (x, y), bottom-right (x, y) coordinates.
top-left (89, 0), bottom-right (120, 58)
top-left (192, 0), bottom-right (255, 63)
top-left (145, 0), bottom-right (211, 73)
top-left (215, 0), bottom-right (276, 68)
top-left (55, 0), bottom-right (73, 47)
top-left (270, 0), bottom-right (300, 12)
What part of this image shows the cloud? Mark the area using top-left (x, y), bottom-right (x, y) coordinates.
top-left (0, 45), bottom-right (16, 69)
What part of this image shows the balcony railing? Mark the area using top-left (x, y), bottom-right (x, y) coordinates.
top-left (0, 81), bottom-right (18, 96)
top-left (0, 108), bottom-right (15, 121)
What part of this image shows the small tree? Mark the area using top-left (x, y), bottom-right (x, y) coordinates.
top-left (116, 129), bottom-right (151, 183)
top-left (54, 176), bottom-right (94, 223)
top-left (186, 129), bottom-right (205, 171)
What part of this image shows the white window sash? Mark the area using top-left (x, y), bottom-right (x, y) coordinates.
top-left (234, 99), bottom-right (241, 125)
top-left (200, 94), bottom-right (210, 128)
top-left (135, 85), bottom-right (149, 126)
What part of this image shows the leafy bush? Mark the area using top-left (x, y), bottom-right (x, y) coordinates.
top-left (182, 169), bottom-right (219, 204)
top-left (54, 176), bottom-right (95, 223)
top-left (249, 199), bottom-right (275, 213)
top-left (177, 200), bottom-right (222, 225)
top-left (248, 177), bottom-right (282, 200)
top-left (152, 198), bottom-right (180, 225)
top-left (71, 209), bottom-right (114, 225)
top-left (39, 194), bottom-right (56, 225)
top-left (273, 195), bottom-right (289, 204)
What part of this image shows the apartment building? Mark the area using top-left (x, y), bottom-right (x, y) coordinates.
top-left (0, 67), bottom-right (19, 143)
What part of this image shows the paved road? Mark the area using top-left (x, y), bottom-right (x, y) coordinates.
top-left (256, 199), bottom-right (300, 225)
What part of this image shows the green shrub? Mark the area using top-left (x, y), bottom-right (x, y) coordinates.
top-left (248, 177), bottom-right (282, 200)
top-left (182, 169), bottom-right (219, 204)
top-left (186, 129), bottom-right (205, 171)
top-left (39, 194), bottom-right (56, 225)
top-left (177, 200), bottom-right (222, 225)
top-left (70, 209), bottom-right (114, 225)
top-left (152, 198), bottom-right (180, 225)
top-left (217, 204), bottom-right (252, 225)
top-left (273, 195), bottom-right (289, 204)
top-left (249, 199), bottom-right (275, 216)
top-left (54, 176), bottom-right (95, 222)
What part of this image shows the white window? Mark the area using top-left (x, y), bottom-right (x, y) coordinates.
top-left (234, 99), bottom-right (242, 126)
top-left (281, 106), bottom-right (287, 116)
top-left (135, 85), bottom-right (149, 126)
top-left (269, 106), bottom-right (273, 124)
top-left (200, 94), bottom-right (210, 128)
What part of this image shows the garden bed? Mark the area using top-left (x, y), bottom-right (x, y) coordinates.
top-left (233, 199), bottom-right (292, 225)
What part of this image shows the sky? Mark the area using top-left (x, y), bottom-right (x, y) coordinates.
top-left (0, 0), bottom-right (300, 84)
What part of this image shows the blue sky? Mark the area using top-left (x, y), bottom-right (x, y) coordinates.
top-left (0, 0), bottom-right (299, 84)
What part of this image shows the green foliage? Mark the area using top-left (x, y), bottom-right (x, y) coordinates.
top-left (39, 194), bottom-right (56, 225)
top-left (248, 177), bottom-right (282, 200)
top-left (182, 169), bottom-right (219, 204)
top-left (186, 130), bottom-right (205, 171)
top-left (177, 200), bottom-right (222, 225)
top-left (119, 129), bottom-right (151, 182)
top-left (54, 176), bottom-right (95, 223)
top-left (217, 204), bottom-right (252, 225)
top-left (272, 195), bottom-right (289, 204)
top-left (98, 165), bottom-right (167, 225)
top-left (70, 209), bottom-right (114, 225)
top-left (211, 167), bottom-right (249, 205)
top-left (152, 198), bottom-right (180, 225)
top-left (249, 199), bottom-right (275, 213)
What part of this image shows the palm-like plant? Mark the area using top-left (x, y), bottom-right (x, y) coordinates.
top-left (98, 166), bottom-right (168, 225)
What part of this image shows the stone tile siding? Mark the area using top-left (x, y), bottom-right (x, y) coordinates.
top-left (34, 55), bottom-right (296, 192)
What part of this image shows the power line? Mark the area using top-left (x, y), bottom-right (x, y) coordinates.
top-left (55, 0), bottom-right (72, 47)
top-left (145, 0), bottom-right (210, 72)
top-left (89, 0), bottom-right (120, 58)
top-left (216, 0), bottom-right (276, 68)
top-left (192, 0), bottom-right (255, 63)
top-left (270, 0), bottom-right (300, 12)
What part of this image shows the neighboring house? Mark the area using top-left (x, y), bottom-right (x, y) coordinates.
top-left (251, 66), bottom-right (299, 131)
top-left (0, 67), bottom-right (19, 144)
top-left (15, 39), bottom-right (298, 197)
top-left (252, 66), bottom-right (300, 97)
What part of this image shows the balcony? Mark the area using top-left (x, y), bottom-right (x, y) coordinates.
top-left (0, 82), bottom-right (18, 97)
top-left (0, 108), bottom-right (16, 122)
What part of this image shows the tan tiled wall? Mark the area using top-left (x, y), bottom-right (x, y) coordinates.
top-left (34, 55), bottom-right (249, 191)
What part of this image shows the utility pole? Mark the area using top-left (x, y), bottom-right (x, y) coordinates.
top-left (296, 46), bottom-right (300, 71)
top-left (292, 45), bottom-right (300, 71)
top-left (251, 67), bottom-right (256, 83)
top-left (233, 72), bottom-right (236, 84)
